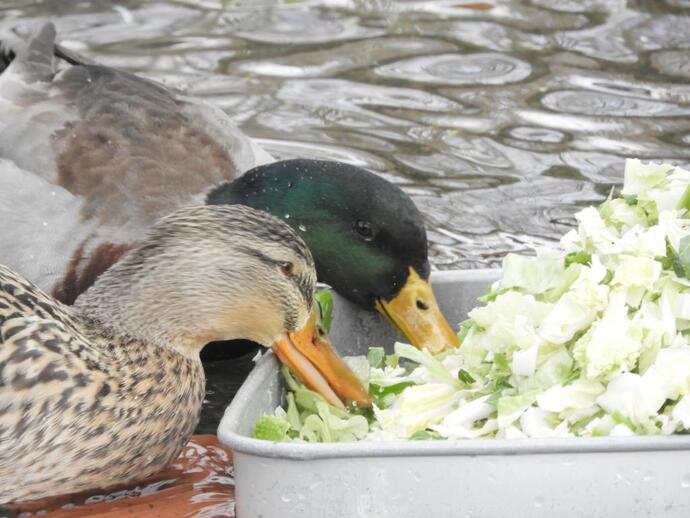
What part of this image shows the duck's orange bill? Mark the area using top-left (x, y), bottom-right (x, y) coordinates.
top-left (375, 267), bottom-right (459, 354)
top-left (273, 308), bottom-right (371, 409)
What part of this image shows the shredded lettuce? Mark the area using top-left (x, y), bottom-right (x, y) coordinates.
top-left (260, 367), bottom-right (370, 443)
top-left (252, 415), bottom-right (291, 441)
top-left (375, 383), bottom-right (460, 438)
top-left (255, 160), bottom-right (690, 442)
top-left (314, 289), bottom-right (334, 333)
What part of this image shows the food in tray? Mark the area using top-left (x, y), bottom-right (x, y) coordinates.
top-left (254, 159), bottom-right (690, 442)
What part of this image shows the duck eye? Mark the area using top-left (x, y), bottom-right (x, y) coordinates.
top-left (353, 220), bottom-right (374, 241)
top-left (416, 300), bottom-right (429, 310)
top-left (279, 261), bottom-right (294, 276)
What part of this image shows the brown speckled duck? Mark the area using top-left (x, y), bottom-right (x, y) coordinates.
top-left (0, 204), bottom-right (369, 505)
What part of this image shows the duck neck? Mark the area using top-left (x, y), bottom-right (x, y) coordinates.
top-left (73, 278), bottom-right (217, 360)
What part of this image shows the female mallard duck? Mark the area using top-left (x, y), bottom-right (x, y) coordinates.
top-left (0, 23), bottom-right (457, 353)
top-left (0, 204), bottom-right (369, 504)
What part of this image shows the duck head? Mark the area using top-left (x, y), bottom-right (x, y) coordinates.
top-left (207, 159), bottom-right (459, 354)
top-left (74, 204), bottom-right (370, 408)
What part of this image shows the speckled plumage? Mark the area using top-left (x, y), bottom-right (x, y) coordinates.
top-left (0, 265), bottom-right (204, 503)
top-left (0, 204), bottom-right (316, 504)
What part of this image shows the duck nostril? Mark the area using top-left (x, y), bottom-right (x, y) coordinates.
top-left (416, 300), bottom-right (429, 311)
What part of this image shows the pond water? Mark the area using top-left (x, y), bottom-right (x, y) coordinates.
top-left (2, 0), bottom-right (690, 433)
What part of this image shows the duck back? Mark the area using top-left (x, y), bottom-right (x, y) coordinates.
top-left (0, 23), bottom-right (271, 303)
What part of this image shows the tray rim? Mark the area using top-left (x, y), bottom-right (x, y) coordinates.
top-left (217, 268), bottom-right (690, 460)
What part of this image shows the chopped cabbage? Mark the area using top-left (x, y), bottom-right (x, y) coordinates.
top-left (256, 160), bottom-right (690, 441)
top-left (252, 415), bottom-right (290, 441)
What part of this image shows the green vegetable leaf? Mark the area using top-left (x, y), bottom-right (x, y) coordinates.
top-left (563, 364), bottom-right (581, 386)
top-left (396, 342), bottom-right (460, 387)
top-left (348, 402), bottom-right (377, 424)
top-left (478, 286), bottom-right (506, 303)
top-left (478, 291), bottom-right (498, 303)
top-left (487, 377), bottom-right (513, 404)
top-left (674, 235), bottom-right (690, 280)
top-left (611, 411), bottom-right (637, 432)
top-left (409, 429), bottom-right (445, 441)
top-left (252, 415), bottom-right (290, 441)
top-left (493, 353), bottom-right (510, 375)
top-left (457, 319), bottom-right (474, 343)
top-left (367, 347), bottom-right (386, 369)
top-left (457, 369), bottom-right (476, 384)
top-left (598, 199), bottom-right (613, 220)
top-left (624, 195), bottom-right (638, 206)
top-left (564, 251), bottom-right (591, 268)
top-left (570, 410), bottom-right (604, 433)
top-left (370, 381), bottom-right (416, 399)
top-left (369, 381), bottom-right (416, 408)
top-left (282, 365), bottom-right (300, 392)
top-left (285, 392), bottom-right (301, 430)
top-left (676, 185), bottom-right (690, 213)
top-left (314, 290), bottom-right (334, 332)
top-left (386, 353), bottom-right (399, 368)
top-left (299, 402), bottom-right (369, 442)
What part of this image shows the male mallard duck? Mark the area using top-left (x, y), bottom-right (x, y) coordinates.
top-left (0, 204), bottom-right (369, 504)
top-left (0, 23), bottom-right (457, 353)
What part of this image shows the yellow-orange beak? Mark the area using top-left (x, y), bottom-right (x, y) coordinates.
top-left (273, 307), bottom-right (371, 409)
top-left (375, 267), bottom-right (459, 354)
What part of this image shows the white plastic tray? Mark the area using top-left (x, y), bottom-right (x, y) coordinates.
top-left (218, 270), bottom-right (690, 518)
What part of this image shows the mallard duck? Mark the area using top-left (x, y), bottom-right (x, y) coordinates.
top-left (0, 204), bottom-right (369, 504)
top-left (0, 23), bottom-right (458, 353)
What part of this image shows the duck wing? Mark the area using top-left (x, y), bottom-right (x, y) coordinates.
top-left (0, 265), bottom-right (204, 503)
top-left (0, 159), bottom-right (101, 299)
top-left (0, 23), bottom-right (272, 302)
top-left (0, 263), bottom-right (105, 502)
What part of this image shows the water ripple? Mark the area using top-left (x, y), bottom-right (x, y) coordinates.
top-left (234, 7), bottom-right (385, 44)
top-left (278, 78), bottom-right (463, 112)
top-left (628, 15), bottom-right (690, 52)
top-left (651, 50), bottom-right (690, 79)
top-left (229, 37), bottom-right (457, 78)
top-left (506, 126), bottom-right (569, 144)
top-left (540, 89), bottom-right (690, 117)
top-left (375, 53), bottom-right (533, 85)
